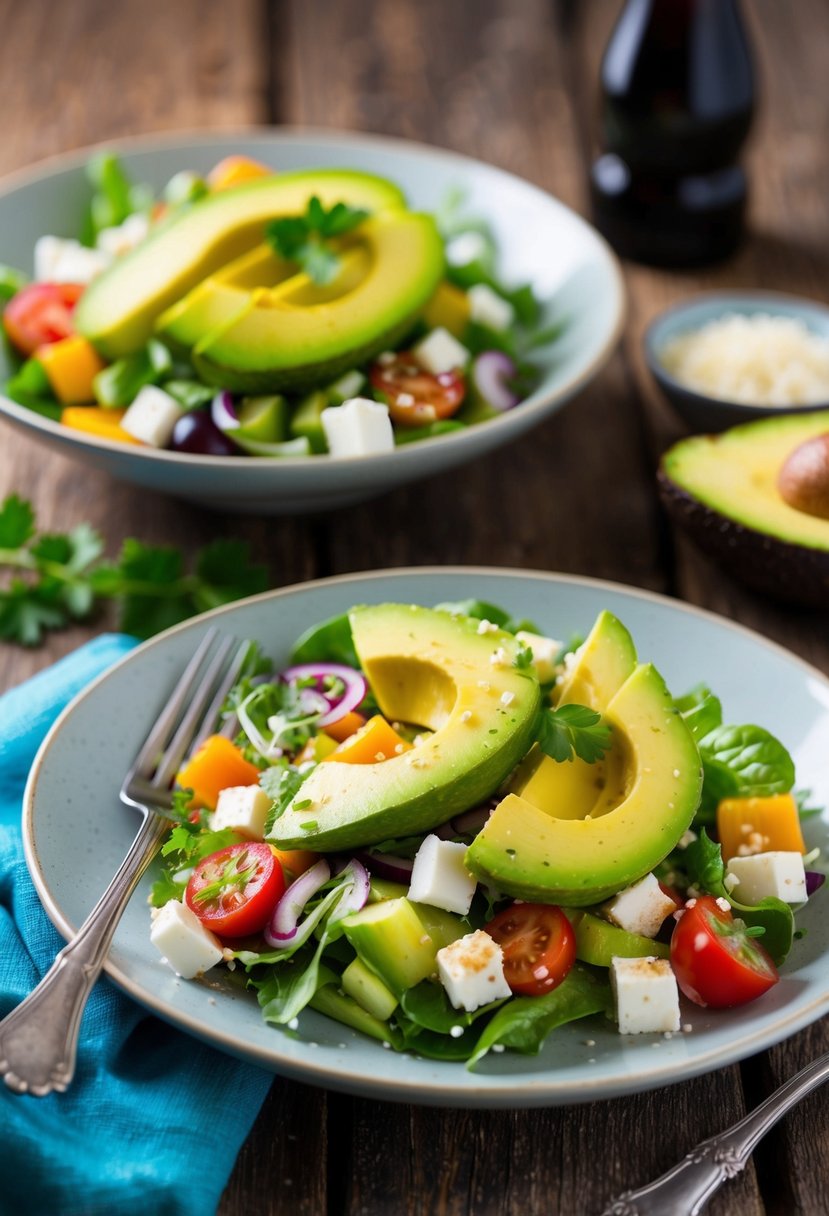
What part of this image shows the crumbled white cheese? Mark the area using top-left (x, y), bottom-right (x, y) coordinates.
top-left (468, 283), bottom-right (515, 331)
top-left (610, 956), bottom-right (681, 1035)
top-left (121, 385), bottom-right (182, 448)
top-left (603, 873), bottom-right (677, 938)
top-left (514, 630), bottom-right (562, 684)
top-left (34, 235), bottom-right (111, 284)
top-left (437, 930), bottom-right (512, 1012)
top-left (726, 852), bottom-right (807, 904)
top-left (212, 785), bottom-right (271, 839)
top-left (413, 327), bottom-right (470, 375)
top-left (321, 397), bottom-right (394, 457)
top-left (150, 901), bottom-right (223, 979)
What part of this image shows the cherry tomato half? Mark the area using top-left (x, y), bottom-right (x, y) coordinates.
top-left (185, 842), bottom-right (285, 938)
top-left (670, 895), bottom-right (779, 1009)
top-left (3, 282), bottom-right (85, 356)
top-left (484, 903), bottom-right (576, 996)
top-left (369, 351), bottom-right (466, 427)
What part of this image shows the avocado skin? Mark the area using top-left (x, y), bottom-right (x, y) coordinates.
top-left (658, 466), bottom-right (829, 608)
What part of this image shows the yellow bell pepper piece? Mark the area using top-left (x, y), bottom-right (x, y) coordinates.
top-left (717, 793), bottom-right (806, 862)
top-left (39, 336), bottom-right (105, 404)
top-left (177, 734), bottom-right (261, 811)
top-left (423, 281), bottom-right (471, 338)
top-left (61, 406), bottom-right (140, 444)
top-left (207, 155), bottom-right (273, 192)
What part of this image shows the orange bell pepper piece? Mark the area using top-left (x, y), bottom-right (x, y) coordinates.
top-left (268, 846), bottom-right (320, 880)
top-left (61, 406), bottom-right (139, 444)
top-left (178, 734), bottom-right (261, 811)
top-left (325, 716), bottom-right (412, 764)
top-left (322, 710), bottom-right (366, 744)
top-left (39, 336), bottom-right (105, 404)
top-left (207, 155), bottom-right (273, 191)
top-left (717, 793), bottom-right (806, 862)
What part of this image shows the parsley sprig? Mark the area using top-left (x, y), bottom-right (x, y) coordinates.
top-left (0, 494), bottom-right (268, 645)
top-left (536, 704), bottom-right (613, 765)
top-left (266, 196), bottom-right (370, 285)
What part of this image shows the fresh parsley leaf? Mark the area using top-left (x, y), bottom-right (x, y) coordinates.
top-left (0, 493), bottom-right (271, 645)
top-left (262, 764), bottom-right (311, 831)
top-left (266, 196), bottom-right (369, 285)
top-left (537, 704), bottom-right (613, 765)
top-left (513, 643), bottom-right (534, 671)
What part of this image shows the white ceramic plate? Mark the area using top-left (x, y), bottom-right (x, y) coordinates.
top-left (0, 129), bottom-right (624, 514)
top-left (23, 570), bottom-right (829, 1107)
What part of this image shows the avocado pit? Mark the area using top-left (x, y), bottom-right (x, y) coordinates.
top-left (778, 432), bottom-right (829, 520)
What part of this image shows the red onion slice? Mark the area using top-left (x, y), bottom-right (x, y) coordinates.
top-left (472, 350), bottom-right (520, 412)
top-left (806, 871), bottom-right (826, 897)
top-left (281, 662), bottom-right (368, 727)
top-left (356, 849), bottom-right (414, 884)
top-left (265, 859), bottom-right (331, 946)
top-left (331, 858), bottom-right (371, 920)
top-left (211, 390), bottom-right (240, 432)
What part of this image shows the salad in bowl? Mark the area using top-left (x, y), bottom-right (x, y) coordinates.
top-left (1, 151), bottom-right (560, 460)
top-left (148, 597), bottom-right (821, 1067)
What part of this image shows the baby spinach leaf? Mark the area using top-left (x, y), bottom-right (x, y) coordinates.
top-left (698, 723), bottom-right (795, 798)
top-left (675, 684), bottom-right (723, 742)
top-left (290, 611), bottom-right (360, 668)
top-left (468, 965), bottom-right (611, 1068)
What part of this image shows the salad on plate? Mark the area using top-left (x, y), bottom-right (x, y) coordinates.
top-left (147, 599), bottom-right (823, 1068)
top-left (0, 152), bottom-right (560, 459)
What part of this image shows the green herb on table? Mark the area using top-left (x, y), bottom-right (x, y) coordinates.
top-left (266, 196), bottom-right (370, 285)
top-left (0, 493), bottom-right (268, 645)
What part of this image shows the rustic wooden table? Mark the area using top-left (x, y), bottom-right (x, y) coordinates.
top-left (1, 1), bottom-right (827, 1212)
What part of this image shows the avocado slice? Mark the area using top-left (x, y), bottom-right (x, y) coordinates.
top-left (554, 609), bottom-right (636, 709)
top-left (268, 604), bottom-right (541, 851)
top-left (75, 169), bottom-right (406, 358)
top-left (466, 662), bottom-right (702, 905)
top-left (191, 210), bottom-right (444, 392)
top-left (658, 411), bottom-right (829, 607)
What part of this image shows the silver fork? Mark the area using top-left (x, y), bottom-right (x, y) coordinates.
top-left (0, 627), bottom-right (250, 1097)
top-left (601, 1049), bottom-right (829, 1215)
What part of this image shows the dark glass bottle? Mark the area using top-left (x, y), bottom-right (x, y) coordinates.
top-left (591, 0), bottom-right (755, 266)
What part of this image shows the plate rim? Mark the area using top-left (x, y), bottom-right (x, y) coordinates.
top-left (22, 566), bottom-right (829, 1107)
top-left (0, 124), bottom-right (626, 472)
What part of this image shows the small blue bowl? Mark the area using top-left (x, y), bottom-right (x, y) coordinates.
top-left (644, 291), bottom-right (829, 432)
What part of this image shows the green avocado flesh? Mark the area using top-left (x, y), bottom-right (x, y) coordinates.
top-left (191, 211), bottom-right (444, 392)
top-left (466, 612), bottom-right (702, 905)
top-left (268, 604), bottom-right (541, 852)
top-left (75, 169), bottom-right (406, 359)
top-left (660, 410), bottom-right (829, 552)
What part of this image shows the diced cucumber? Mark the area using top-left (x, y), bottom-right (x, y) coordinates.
top-left (342, 957), bottom-right (399, 1019)
top-left (410, 902), bottom-right (467, 950)
top-left (342, 897), bottom-right (440, 994)
top-left (564, 908), bottom-right (670, 966)
top-left (309, 983), bottom-right (397, 1046)
top-left (368, 877), bottom-right (408, 904)
top-left (289, 390), bottom-right (328, 453)
top-left (326, 368), bottom-right (366, 405)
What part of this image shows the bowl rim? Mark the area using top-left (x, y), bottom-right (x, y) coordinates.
top-left (0, 124), bottom-right (626, 470)
top-left (643, 288), bottom-right (829, 417)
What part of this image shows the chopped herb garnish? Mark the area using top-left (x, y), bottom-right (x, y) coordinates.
top-left (266, 196), bottom-right (369, 285)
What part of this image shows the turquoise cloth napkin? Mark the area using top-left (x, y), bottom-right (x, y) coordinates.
top-left (0, 635), bottom-right (273, 1216)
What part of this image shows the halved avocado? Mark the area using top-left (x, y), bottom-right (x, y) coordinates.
top-left (75, 169), bottom-right (405, 358)
top-left (268, 604), bottom-right (541, 852)
top-left (659, 410), bottom-right (829, 607)
top-left (466, 662), bottom-right (702, 905)
top-left (192, 211), bottom-right (443, 392)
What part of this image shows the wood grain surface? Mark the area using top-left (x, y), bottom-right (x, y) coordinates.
top-left (0, 1), bottom-right (826, 1213)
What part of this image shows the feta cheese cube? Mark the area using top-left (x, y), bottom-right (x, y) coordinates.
top-left (468, 283), bottom-right (515, 331)
top-left (726, 852), bottom-right (807, 905)
top-left (445, 231), bottom-right (488, 267)
top-left (321, 397), bottom-right (394, 457)
top-left (121, 385), bottom-right (182, 448)
top-left (150, 900), bottom-right (223, 979)
top-left (34, 235), bottom-right (110, 284)
top-left (515, 629), bottom-right (562, 684)
top-left (96, 211), bottom-right (150, 258)
top-left (437, 930), bottom-right (512, 1012)
top-left (212, 784), bottom-right (271, 839)
top-left (412, 327), bottom-right (470, 375)
top-left (408, 834), bottom-right (477, 915)
top-left (603, 873), bottom-right (677, 939)
top-left (610, 956), bottom-right (680, 1034)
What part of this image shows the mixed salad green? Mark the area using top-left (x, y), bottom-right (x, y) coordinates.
top-left (147, 599), bottom-right (823, 1067)
top-left (1, 152), bottom-right (562, 458)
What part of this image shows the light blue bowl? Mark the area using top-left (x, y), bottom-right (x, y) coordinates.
top-left (0, 129), bottom-right (625, 514)
top-left (645, 291), bottom-right (829, 432)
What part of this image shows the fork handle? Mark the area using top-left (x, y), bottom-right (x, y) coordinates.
top-left (0, 812), bottom-right (170, 1096)
top-left (601, 1049), bottom-right (829, 1215)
